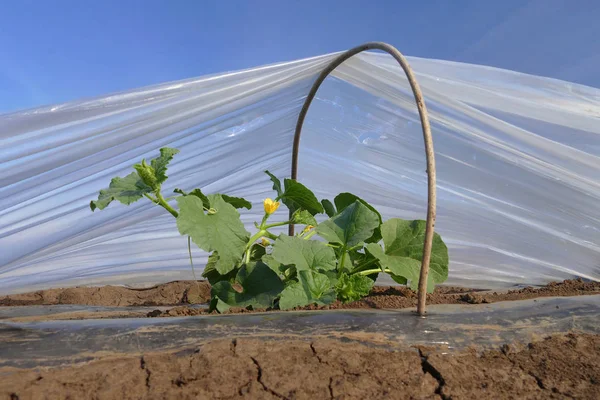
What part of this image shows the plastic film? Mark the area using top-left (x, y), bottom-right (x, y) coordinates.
top-left (0, 51), bottom-right (599, 294)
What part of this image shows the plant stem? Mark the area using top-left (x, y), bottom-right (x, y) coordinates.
top-left (264, 231), bottom-right (278, 240)
top-left (187, 236), bottom-right (202, 300)
top-left (347, 243), bottom-right (364, 252)
top-left (358, 268), bottom-right (391, 276)
top-left (155, 190), bottom-right (178, 218)
top-left (144, 193), bottom-right (159, 204)
top-left (259, 214), bottom-right (269, 229)
top-left (303, 230), bottom-right (317, 240)
top-left (246, 230), bottom-right (266, 249)
top-left (338, 245), bottom-right (347, 275)
top-left (263, 220), bottom-right (290, 229)
top-left (351, 258), bottom-right (378, 274)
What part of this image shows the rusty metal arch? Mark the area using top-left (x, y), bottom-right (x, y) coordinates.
top-left (288, 42), bottom-right (437, 315)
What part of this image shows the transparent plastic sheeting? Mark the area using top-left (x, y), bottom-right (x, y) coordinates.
top-left (1, 52), bottom-right (599, 295)
top-left (1, 295), bottom-right (599, 368)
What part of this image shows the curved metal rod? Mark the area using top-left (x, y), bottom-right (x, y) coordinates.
top-left (288, 42), bottom-right (437, 316)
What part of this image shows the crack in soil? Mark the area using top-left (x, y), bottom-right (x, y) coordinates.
top-left (251, 357), bottom-right (288, 400)
top-left (499, 344), bottom-right (556, 396)
top-left (309, 343), bottom-right (324, 364)
top-left (140, 356), bottom-right (151, 389)
top-left (328, 376), bottom-right (334, 400)
top-left (418, 348), bottom-right (448, 400)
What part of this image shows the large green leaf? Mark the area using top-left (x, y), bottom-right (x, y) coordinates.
top-left (150, 147), bottom-right (180, 185)
top-left (174, 188), bottom-right (210, 209)
top-left (365, 219), bottom-right (448, 292)
top-left (335, 273), bottom-right (374, 303)
top-left (263, 171), bottom-right (323, 215)
top-left (221, 194), bottom-right (252, 210)
top-left (334, 193), bottom-right (382, 222)
top-left (176, 194), bottom-right (250, 274)
top-left (90, 171), bottom-right (152, 211)
top-left (291, 209), bottom-right (317, 226)
top-left (279, 270), bottom-right (336, 310)
top-left (334, 193), bottom-right (382, 243)
top-left (174, 189), bottom-right (251, 211)
top-left (262, 254), bottom-right (287, 276)
top-left (265, 170), bottom-right (283, 197)
top-left (316, 200), bottom-right (380, 248)
top-left (321, 199), bottom-right (336, 218)
top-left (201, 252), bottom-right (238, 286)
top-left (365, 243), bottom-right (422, 289)
top-left (211, 261), bottom-right (284, 312)
top-left (271, 234), bottom-right (336, 272)
top-left (281, 179), bottom-right (323, 215)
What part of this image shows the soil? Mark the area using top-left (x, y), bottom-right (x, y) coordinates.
top-left (147, 278), bottom-right (600, 318)
top-left (0, 332), bottom-right (598, 399)
top-left (0, 281), bottom-right (212, 307)
top-left (1, 279), bottom-right (598, 320)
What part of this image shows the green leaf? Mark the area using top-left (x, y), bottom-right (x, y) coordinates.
top-left (221, 194), bottom-right (252, 210)
top-left (174, 188), bottom-right (210, 209)
top-left (271, 235), bottom-right (336, 272)
top-left (201, 252), bottom-right (238, 286)
top-left (265, 170), bottom-right (283, 197)
top-left (262, 254), bottom-right (287, 276)
top-left (176, 194), bottom-right (250, 274)
top-left (365, 219), bottom-right (449, 292)
top-left (150, 147), bottom-right (180, 185)
top-left (264, 171), bottom-right (323, 215)
top-left (348, 250), bottom-right (380, 280)
top-left (334, 193), bottom-right (380, 219)
top-left (209, 297), bottom-right (232, 313)
top-left (249, 243), bottom-right (266, 261)
top-left (281, 179), bottom-right (323, 215)
top-left (390, 275), bottom-right (408, 285)
top-left (90, 171), bottom-right (152, 211)
top-left (321, 270), bottom-right (339, 287)
top-left (321, 199), bottom-right (336, 218)
top-left (335, 273), bottom-right (374, 303)
top-left (279, 270), bottom-right (336, 310)
top-left (291, 209), bottom-right (317, 226)
top-left (334, 193), bottom-right (382, 243)
top-left (316, 200), bottom-right (380, 248)
top-left (211, 261), bottom-right (284, 312)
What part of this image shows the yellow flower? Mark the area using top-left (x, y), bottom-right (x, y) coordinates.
top-left (261, 237), bottom-right (271, 247)
top-left (263, 198), bottom-right (280, 215)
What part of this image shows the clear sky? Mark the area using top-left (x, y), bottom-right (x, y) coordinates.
top-left (1, 0), bottom-right (599, 113)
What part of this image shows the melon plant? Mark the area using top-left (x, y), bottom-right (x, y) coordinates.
top-left (91, 147), bottom-right (449, 312)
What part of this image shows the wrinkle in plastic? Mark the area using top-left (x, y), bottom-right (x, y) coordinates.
top-left (0, 52), bottom-right (599, 294)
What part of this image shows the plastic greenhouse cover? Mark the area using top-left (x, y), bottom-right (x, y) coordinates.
top-left (0, 51), bottom-right (599, 295)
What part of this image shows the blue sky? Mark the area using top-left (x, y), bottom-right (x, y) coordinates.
top-left (1, 0), bottom-right (599, 113)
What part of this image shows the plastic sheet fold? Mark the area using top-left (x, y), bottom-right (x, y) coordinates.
top-left (1, 51), bottom-right (599, 294)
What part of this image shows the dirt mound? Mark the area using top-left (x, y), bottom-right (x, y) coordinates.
top-left (1, 332), bottom-right (598, 399)
top-left (146, 278), bottom-right (600, 317)
top-left (2, 279), bottom-right (598, 315)
top-left (0, 281), bottom-right (211, 307)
